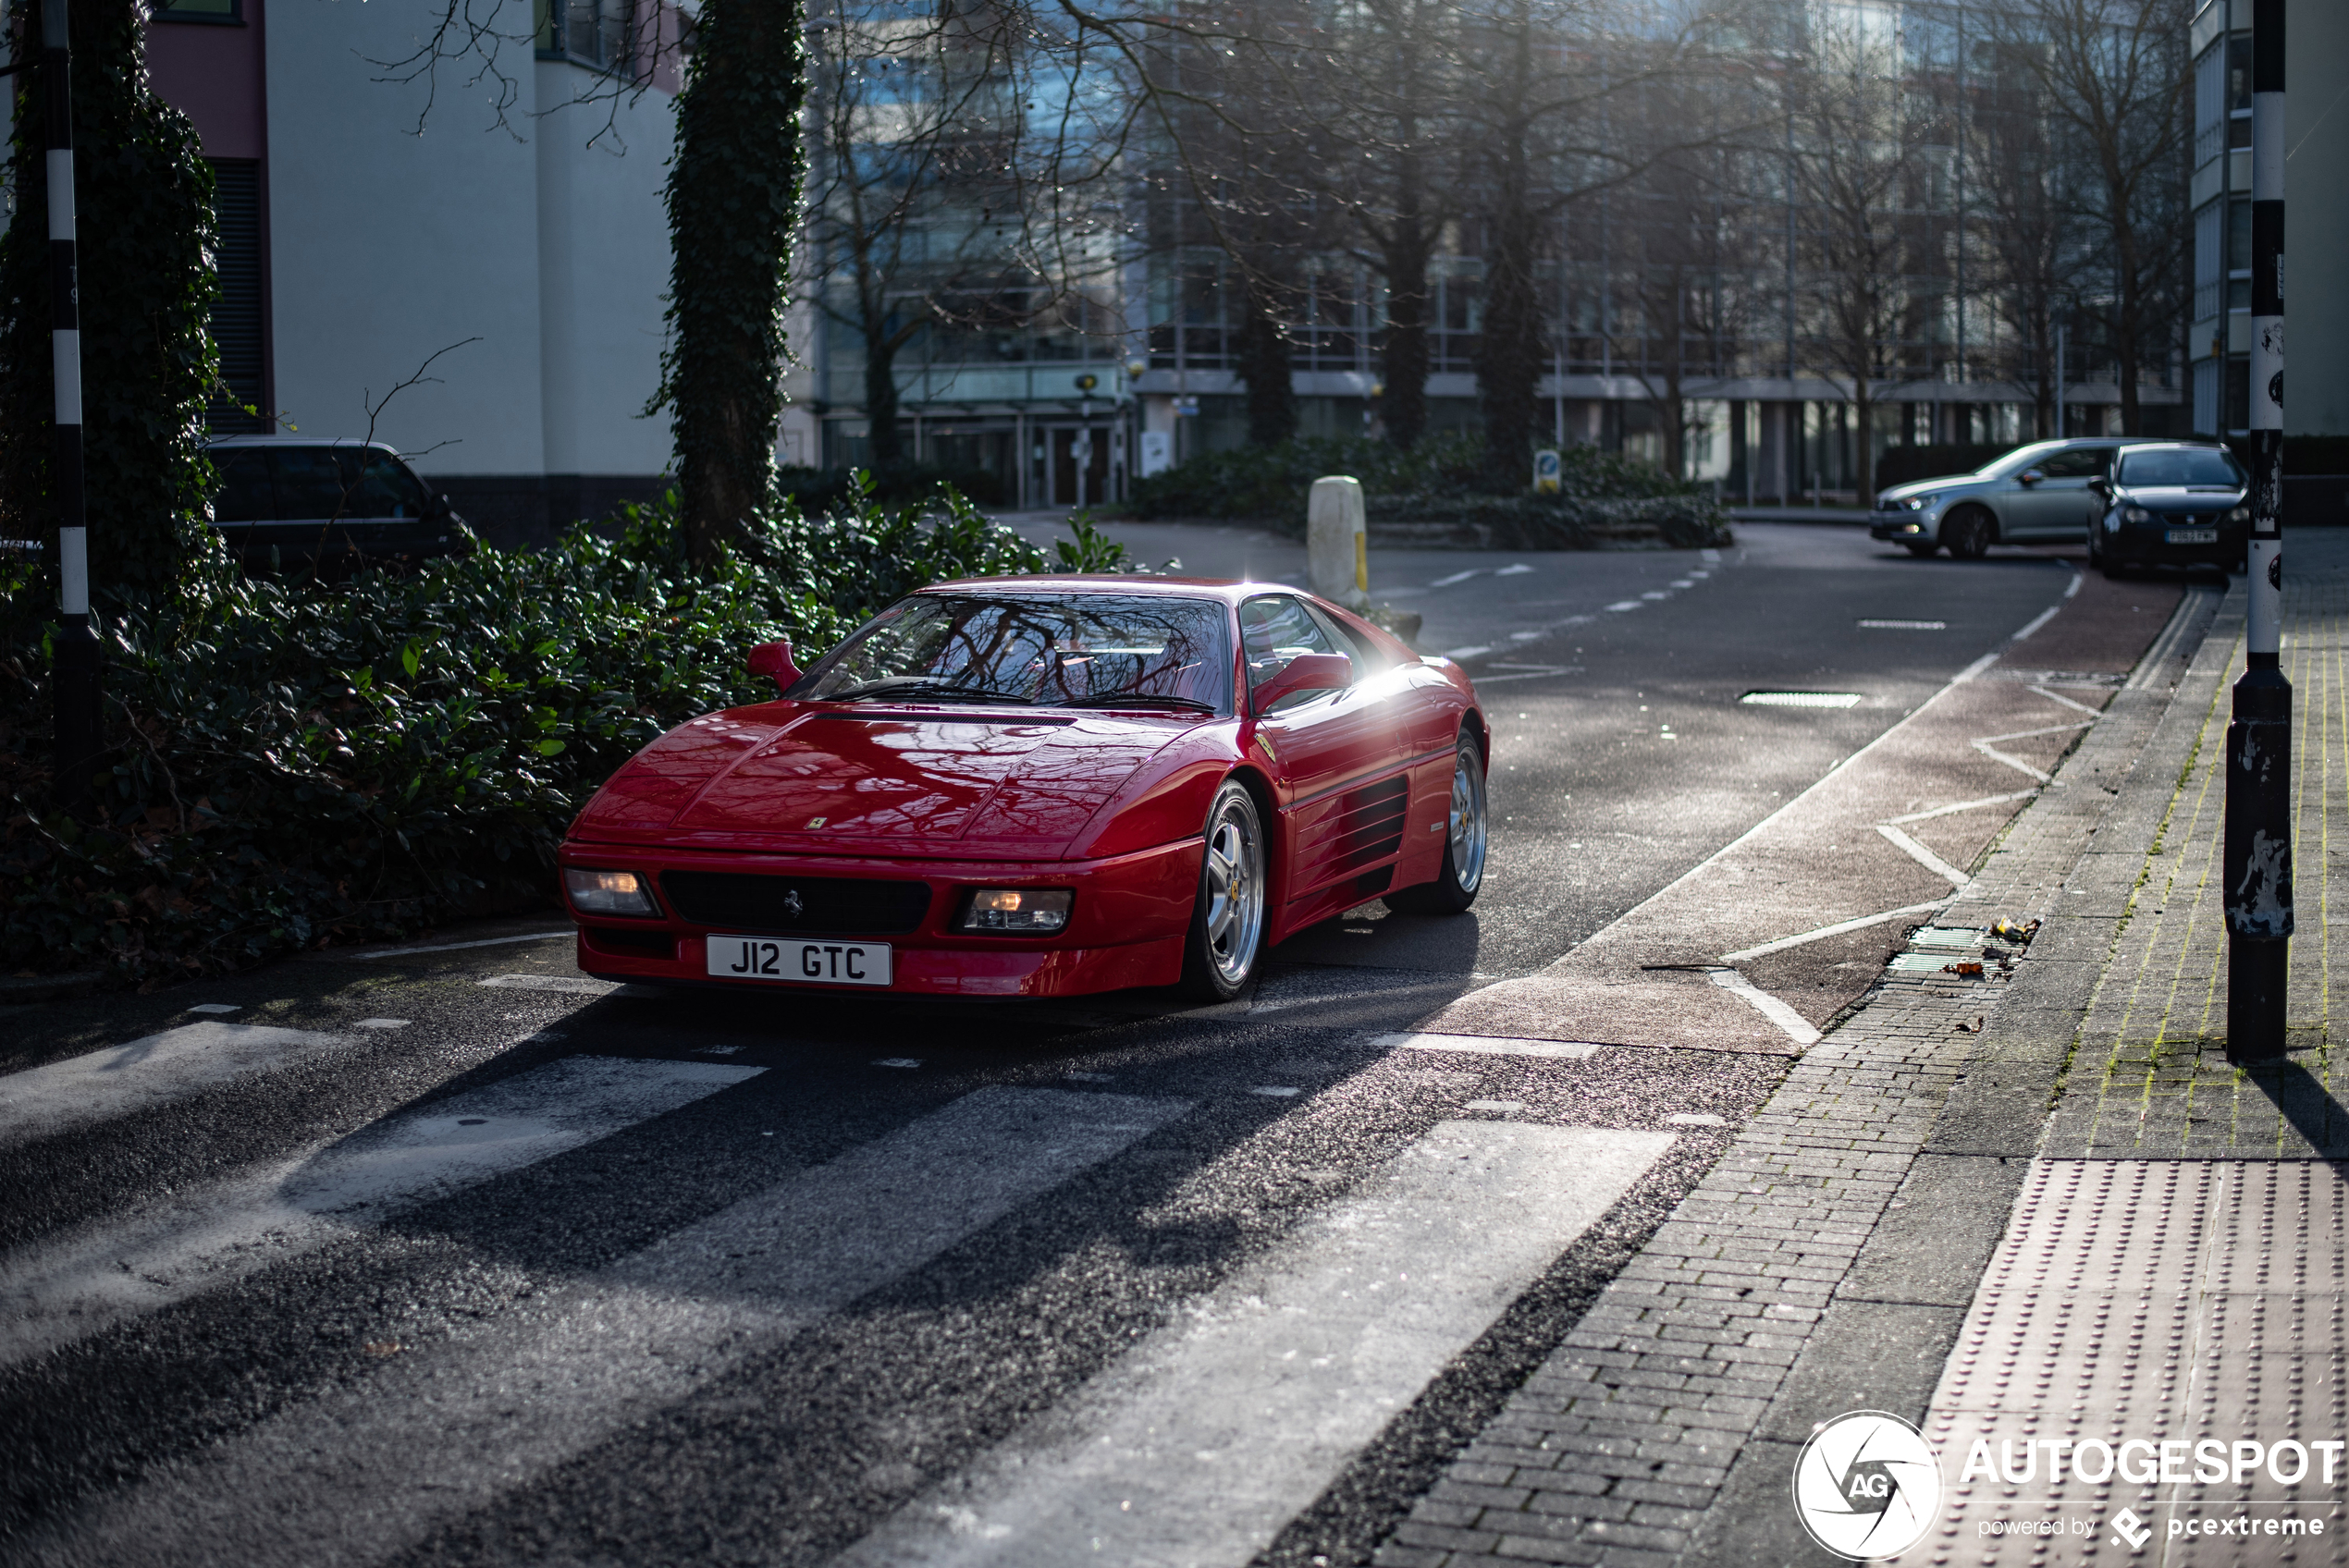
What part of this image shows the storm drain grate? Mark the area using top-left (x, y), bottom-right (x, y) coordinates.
top-left (1737, 691), bottom-right (1863, 708)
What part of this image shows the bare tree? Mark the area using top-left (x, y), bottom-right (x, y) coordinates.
top-left (1994, 0), bottom-right (2190, 435)
top-left (1970, 32), bottom-right (2089, 438)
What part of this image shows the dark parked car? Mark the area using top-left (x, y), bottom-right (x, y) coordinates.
top-left (2089, 443), bottom-right (2249, 578)
top-left (207, 436), bottom-right (473, 571)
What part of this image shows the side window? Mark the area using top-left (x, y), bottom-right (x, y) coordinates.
top-left (2039, 447), bottom-right (2108, 481)
top-left (1305, 603), bottom-right (1388, 674)
top-left (211, 448), bottom-right (275, 523)
top-left (1241, 594), bottom-right (1341, 713)
top-left (342, 450), bottom-right (431, 520)
top-left (270, 447), bottom-right (351, 521)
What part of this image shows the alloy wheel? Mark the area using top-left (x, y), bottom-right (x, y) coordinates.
top-left (1445, 747), bottom-right (1489, 895)
top-left (1200, 795), bottom-right (1264, 988)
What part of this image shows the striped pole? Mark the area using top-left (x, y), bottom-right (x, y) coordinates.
top-left (2223, 0), bottom-right (2292, 1061)
top-left (43, 0), bottom-right (100, 805)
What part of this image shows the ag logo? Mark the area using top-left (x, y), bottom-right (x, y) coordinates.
top-left (1791, 1410), bottom-right (1942, 1560)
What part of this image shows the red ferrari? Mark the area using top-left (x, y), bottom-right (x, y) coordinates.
top-left (557, 577), bottom-right (1490, 1000)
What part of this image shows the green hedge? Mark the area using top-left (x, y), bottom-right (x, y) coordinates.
top-left (1128, 432), bottom-right (1701, 523)
top-left (1366, 491), bottom-right (1733, 549)
top-left (0, 483), bottom-right (1124, 984)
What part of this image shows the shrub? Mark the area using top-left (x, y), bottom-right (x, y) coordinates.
top-left (1364, 491), bottom-right (1733, 549)
top-left (776, 461), bottom-right (1009, 509)
top-left (1128, 431), bottom-right (1703, 523)
top-left (0, 480), bottom-right (1127, 985)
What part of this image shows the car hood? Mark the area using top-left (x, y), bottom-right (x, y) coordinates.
top-left (1875, 473), bottom-right (1984, 506)
top-left (570, 703), bottom-right (1197, 859)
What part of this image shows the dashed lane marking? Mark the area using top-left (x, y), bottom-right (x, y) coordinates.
top-left (348, 929), bottom-right (574, 961)
top-left (1371, 1032), bottom-right (1602, 1060)
top-left (829, 1121), bottom-right (1674, 1568)
top-left (0, 1057), bottom-right (764, 1368)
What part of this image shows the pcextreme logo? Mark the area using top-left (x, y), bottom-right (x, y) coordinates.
top-left (1792, 1410), bottom-right (1944, 1561)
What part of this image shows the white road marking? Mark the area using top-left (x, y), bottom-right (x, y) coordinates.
top-left (1969, 721), bottom-right (2094, 783)
top-left (477, 973), bottom-right (614, 995)
top-left (873, 1058), bottom-right (924, 1069)
top-left (1495, 563), bottom-right (1534, 576)
top-left (2009, 604), bottom-right (2064, 642)
top-left (34, 1087), bottom-right (1191, 1568)
top-left (2027, 682), bottom-right (2105, 717)
top-left (1605, 600), bottom-right (1642, 612)
top-left (1641, 590), bottom-right (1671, 601)
top-left (349, 929), bottom-right (574, 960)
top-left (1473, 665), bottom-right (1575, 683)
top-left (1703, 968), bottom-right (1822, 1047)
top-left (1716, 900), bottom-right (1949, 964)
top-left (1875, 824), bottom-right (1974, 889)
top-left (829, 1121), bottom-right (1673, 1568)
top-left (0, 1058), bottom-right (763, 1368)
top-left (1428, 570), bottom-right (1482, 588)
top-left (187, 1003), bottom-right (240, 1014)
top-left (1462, 1098), bottom-right (1524, 1112)
top-left (1442, 644), bottom-right (1493, 660)
top-left (353, 1019), bottom-right (411, 1030)
top-left (1371, 1032), bottom-right (1602, 1060)
top-left (1879, 790), bottom-right (2038, 826)
top-left (1667, 1113), bottom-right (1726, 1126)
top-left (1859, 619), bottom-right (1946, 630)
top-left (0, 1023), bottom-right (353, 1151)
top-left (1700, 547), bottom-right (1721, 562)
top-left (1249, 1085), bottom-right (1301, 1097)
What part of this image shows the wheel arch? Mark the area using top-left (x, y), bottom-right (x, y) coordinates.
top-left (1941, 500), bottom-right (2001, 545)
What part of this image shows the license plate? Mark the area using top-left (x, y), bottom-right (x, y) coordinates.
top-left (2167, 528), bottom-right (2218, 544)
top-left (705, 934), bottom-right (892, 986)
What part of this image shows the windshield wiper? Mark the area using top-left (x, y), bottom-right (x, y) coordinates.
top-left (1062, 692), bottom-right (1218, 713)
top-left (836, 678), bottom-right (1033, 704)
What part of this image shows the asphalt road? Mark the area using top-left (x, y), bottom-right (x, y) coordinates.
top-left (0, 524), bottom-right (2196, 1568)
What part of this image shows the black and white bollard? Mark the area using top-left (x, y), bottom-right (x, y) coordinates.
top-left (2224, 0), bottom-right (2293, 1062)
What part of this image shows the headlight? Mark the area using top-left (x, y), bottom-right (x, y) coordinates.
top-left (2228, 506), bottom-right (2251, 523)
top-left (958, 888), bottom-right (1073, 933)
top-left (1902, 495), bottom-right (1934, 511)
top-left (564, 866), bottom-right (660, 917)
top-left (2122, 507), bottom-right (2151, 523)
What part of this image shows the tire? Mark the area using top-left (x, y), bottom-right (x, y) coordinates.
top-left (1177, 779), bottom-right (1268, 999)
top-left (1941, 508), bottom-right (1993, 560)
top-left (1385, 734), bottom-right (1490, 916)
top-left (1903, 542), bottom-right (1938, 558)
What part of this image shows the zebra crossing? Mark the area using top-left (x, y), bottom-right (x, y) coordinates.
top-left (0, 990), bottom-right (1707, 1568)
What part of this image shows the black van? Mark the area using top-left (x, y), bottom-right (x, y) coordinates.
top-left (208, 437), bottom-right (473, 570)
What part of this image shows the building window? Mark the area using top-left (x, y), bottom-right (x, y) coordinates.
top-left (206, 159), bottom-right (269, 433)
top-left (537, 0), bottom-right (633, 70)
top-left (2227, 196), bottom-right (2251, 276)
top-left (2226, 32), bottom-right (2251, 113)
top-left (150, 0), bottom-right (240, 21)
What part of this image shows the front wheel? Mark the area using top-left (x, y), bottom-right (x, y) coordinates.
top-left (1177, 780), bottom-right (1268, 999)
top-left (1942, 508), bottom-right (1993, 560)
top-left (1386, 735), bottom-right (1489, 916)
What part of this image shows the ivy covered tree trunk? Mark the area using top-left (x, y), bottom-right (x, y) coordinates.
top-left (1235, 283), bottom-right (1296, 447)
top-left (0, 0), bottom-right (217, 601)
top-left (655, 0), bottom-right (807, 567)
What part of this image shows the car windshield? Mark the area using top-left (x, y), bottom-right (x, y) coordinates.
top-left (2116, 448), bottom-right (2244, 489)
top-left (793, 594), bottom-right (1235, 714)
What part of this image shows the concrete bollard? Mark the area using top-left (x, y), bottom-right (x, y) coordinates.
top-left (1307, 475), bottom-right (1370, 609)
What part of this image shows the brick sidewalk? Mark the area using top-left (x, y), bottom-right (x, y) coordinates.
top-left (1372, 536), bottom-right (2349, 1567)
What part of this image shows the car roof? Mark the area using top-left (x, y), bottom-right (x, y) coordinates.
top-left (923, 575), bottom-right (1303, 603)
top-left (204, 435), bottom-right (400, 452)
top-left (2113, 440), bottom-right (2231, 451)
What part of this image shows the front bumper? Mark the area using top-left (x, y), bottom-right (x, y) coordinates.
top-left (1868, 511), bottom-right (1937, 541)
top-left (2101, 521), bottom-right (2246, 568)
top-left (558, 837), bottom-right (1201, 998)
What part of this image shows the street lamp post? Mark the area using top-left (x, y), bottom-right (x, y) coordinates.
top-left (2224, 0), bottom-right (2293, 1062)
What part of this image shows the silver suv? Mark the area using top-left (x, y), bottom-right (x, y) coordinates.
top-left (1868, 437), bottom-right (2127, 558)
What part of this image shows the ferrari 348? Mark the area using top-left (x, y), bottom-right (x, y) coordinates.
top-left (558, 576), bottom-right (1490, 1000)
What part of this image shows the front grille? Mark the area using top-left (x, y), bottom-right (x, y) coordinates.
top-left (659, 872), bottom-right (933, 935)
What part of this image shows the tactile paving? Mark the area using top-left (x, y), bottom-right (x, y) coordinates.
top-left (1924, 1161), bottom-right (2349, 1564)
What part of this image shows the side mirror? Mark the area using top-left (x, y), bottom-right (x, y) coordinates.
top-left (2087, 477), bottom-right (2111, 498)
top-left (1252, 652), bottom-right (1351, 713)
top-left (747, 640), bottom-right (802, 692)
top-left (2017, 469), bottom-right (2045, 487)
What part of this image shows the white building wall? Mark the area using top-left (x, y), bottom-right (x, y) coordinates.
top-left (533, 62), bottom-right (677, 480)
top-left (264, 0), bottom-right (547, 474)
